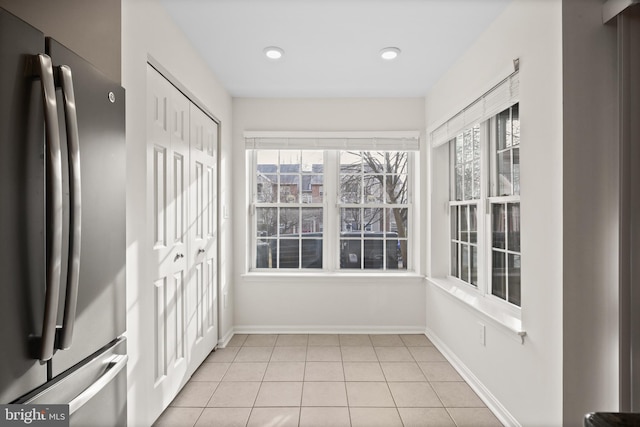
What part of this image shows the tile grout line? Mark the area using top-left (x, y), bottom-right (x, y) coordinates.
top-left (160, 334), bottom-right (497, 427)
top-left (340, 341), bottom-right (351, 426)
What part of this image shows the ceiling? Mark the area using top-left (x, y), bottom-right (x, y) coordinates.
top-left (160, 0), bottom-right (513, 98)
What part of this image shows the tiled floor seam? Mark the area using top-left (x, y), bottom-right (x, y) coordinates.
top-left (155, 334), bottom-right (501, 426)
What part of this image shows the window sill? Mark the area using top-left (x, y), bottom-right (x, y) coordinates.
top-left (241, 271), bottom-right (424, 283)
top-left (426, 276), bottom-right (526, 343)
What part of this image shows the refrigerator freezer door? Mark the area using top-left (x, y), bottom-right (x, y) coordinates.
top-left (20, 338), bottom-right (127, 427)
top-left (46, 38), bottom-right (126, 377)
top-left (0, 9), bottom-right (49, 403)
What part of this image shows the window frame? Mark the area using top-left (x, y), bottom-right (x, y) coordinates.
top-left (249, 148), bottom-right (415, 273)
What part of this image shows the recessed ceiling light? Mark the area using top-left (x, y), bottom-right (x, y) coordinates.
top-left (264, 46), bottom-right (284, 60)
top-left (380, 47), bottom-right (401, 61)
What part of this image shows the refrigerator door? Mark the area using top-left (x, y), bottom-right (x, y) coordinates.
top-left (45, 38), bottom-right (126, 377)
top-left (0, 9), bottom-right (49, 403)
top-left (19, 337), bottom-right (127, 427)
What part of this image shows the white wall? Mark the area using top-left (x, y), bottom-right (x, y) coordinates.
top-left (232, 98), bottom-right (427, 332)
top-left (121, 1), bottom-right (233, 425)
top-left (425, 1), bottom-right (563, 426)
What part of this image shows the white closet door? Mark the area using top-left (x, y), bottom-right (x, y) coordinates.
top-left (187, 104), bottom-right (219, 371)
top-left (146, 65), bottom-right (190, 409)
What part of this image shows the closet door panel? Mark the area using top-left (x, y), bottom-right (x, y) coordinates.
top-left (187, 104), bottom-right (218, 372)
top-left (146, 65), bottom-right (190, 412)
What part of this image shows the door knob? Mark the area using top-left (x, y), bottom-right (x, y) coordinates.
top-left (197, 248), bottom-right (205, 254)
top-left (174, 253), bottom-right (184, 262)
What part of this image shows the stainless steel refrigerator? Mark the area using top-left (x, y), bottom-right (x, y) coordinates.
top-left (0, 8), bottom-right (127, 426)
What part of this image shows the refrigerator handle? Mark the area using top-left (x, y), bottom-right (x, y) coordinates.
top-left (68, 354), bottom-right (128, 415)
top-left (33, 54), bottom-right (63, 362)
top-left (55, 65), bottom-right (81, 350)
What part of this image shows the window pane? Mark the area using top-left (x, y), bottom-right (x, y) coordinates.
top-left (340, 239), bottom-right (361, 269)
top-left (341, 208), bottom-right (361, 233)
top-left (455, 135), bottom-right (464, 165)
top-left (363, 152), bottom-right (386, 173)
top-left (508, 254), bottom-right (521, 306)
top-left (464, 163), bottom-right (472, 200)
top-left (451, 243), bottom-right (458, 277)
top-left (451, 206), bottom-right (459, 241)
top-left (385, 208), bottom-right (408, 236)
top-left (303, 174), bottom-right (323, 203)
top-left (301, 239), bottom-right (322, 269)
top-left (468, 205), bottom-right (477, 244)
top-left (497, 109), bottom-right (509, 151)
top-left (257, 150), bottom-right (280, 171)
top-left (256, 151), bottom-right (278, 203)
top-left (363, 175), bottom-right (383, 203)
top-left (278, 239), bottom-right (299, 268)
top-left (340, 174), bottom-right (361, 203)
top-left (363, 208), bottom-right (382, 232)
top-left (461, 245), bottom-right (469, 282)
top-left (280, 207), bottom-right (299, 236)
top-left (497, 150), bottom-right (512, 196)
top-left (280, 175), bottom-right (300, 203)
top-left (397, 239), bottom-right (407, 270)
top-left (455, 166), bottom-right (463, 201)
top-left (463, 129), bottom-right (473, 163)
top-left (256, 239), bottom-right (274, 268)
top-left (460, 205), bottom-right (469, 242)
top-left (301, 208), bottom-right (323, 234)
top-left (492, 204), bottom-right (506, 249)
top-left (363, 238), bottom-right (385, 270)
top-left (470, 245), bottom-right (478, 286)
top-left (385, 238), bottom-right (402, 270)
top-left (473, 124), bottom-right (481, 161)
top-left (256, 179), bottom-right (276, 202)
top-left (256, 207), bottom-right (277, 237)
top-left (340, 151), bottom-right (362, 173)
top-left (492, 250), bottom-right (506, 299)
top-left (385, 152), bottom-right (408, 174)
top-left (507, 203), bottom-right (521, 252)
top-left (511, 104), bottom-right (520, 147)
top-left (280, 150), bottom-right (301, 171)
top-left (472, 159), bottom-right (480, 199)
top-left (512, 147), bottom-right (520, 196)
top-left (302, 150), bottom-right (323, 172)
top-left (386, 174), bottom-right (407, 204)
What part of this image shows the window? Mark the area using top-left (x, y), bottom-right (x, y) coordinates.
top-left (449, 125), bottom-right (480, 285)
top-left (255, 150), bottom-right (324, 269)
top-left (339, 151), bottom-right (409, 270)
top-left (490, 104), bottom-right (520, 305)
top-left (249, 142), bottom-right (415, 272)
top-left (447, 103), bottom-right (521, 307)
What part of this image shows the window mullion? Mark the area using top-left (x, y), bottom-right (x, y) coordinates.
top-left (455, 206), bottom-right (459, 279)
top-left (325, 150), bottom-right (337, 272)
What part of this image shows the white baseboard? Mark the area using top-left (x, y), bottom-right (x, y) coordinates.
top-left (217, 328), bottom-right (235, 348)
top-left (232, 325), bottom-right (426, 335)
top-left (425, 327), bottom-right (520, 427)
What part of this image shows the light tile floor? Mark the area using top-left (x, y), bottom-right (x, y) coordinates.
top-left (153, 334), bottom-right (503, 427)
